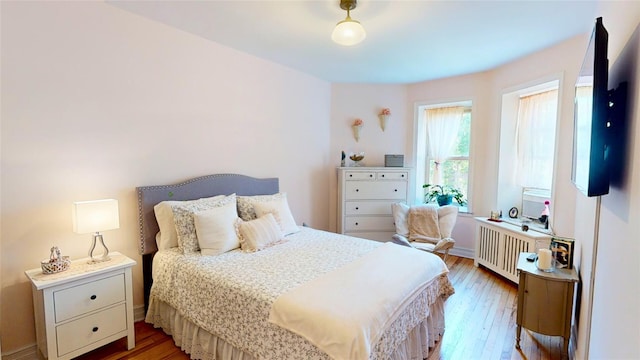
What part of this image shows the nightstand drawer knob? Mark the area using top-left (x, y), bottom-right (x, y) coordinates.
top-left (92, 326), bottom-right (99, 332)
top-left (90, 295), bottom-right (97, 300)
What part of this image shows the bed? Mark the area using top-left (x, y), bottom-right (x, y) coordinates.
top-left (137, 174), bottom-right (454, 360)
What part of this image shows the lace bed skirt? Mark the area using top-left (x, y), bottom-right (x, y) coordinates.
top-left (146, 296), bottom-right (446, 360)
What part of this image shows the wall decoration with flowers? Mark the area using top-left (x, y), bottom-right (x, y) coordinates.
top-left (352, 118), bottom-right (363, 142)
top-left (379, 108), bottom-right (391, 131)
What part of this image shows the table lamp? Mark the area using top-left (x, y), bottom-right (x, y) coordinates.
top-left (72, 199), bottom-right (119, 263)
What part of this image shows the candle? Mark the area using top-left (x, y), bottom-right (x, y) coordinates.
top-left (538, 249), bottom-right (553, 270)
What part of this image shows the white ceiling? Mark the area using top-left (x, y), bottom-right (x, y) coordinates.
top-left (108, 0), bottom-right (600, 84)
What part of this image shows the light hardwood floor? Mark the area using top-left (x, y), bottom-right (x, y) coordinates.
top-left (77, 256), bottom-right (570, 360)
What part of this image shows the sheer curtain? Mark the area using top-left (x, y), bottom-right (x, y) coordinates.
top-left (425, 106), bottom-right (464, 185)
top-left (515, 89), bottom-right (558, 189)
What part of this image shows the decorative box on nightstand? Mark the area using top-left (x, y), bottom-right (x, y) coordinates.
top-left (25, 252), bottom-right (136, 360)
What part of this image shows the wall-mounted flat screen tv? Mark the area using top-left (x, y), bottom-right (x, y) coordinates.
top-left (572, 17), bottom-right (610, 197)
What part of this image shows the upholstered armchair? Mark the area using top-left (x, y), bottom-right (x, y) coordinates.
top-left (391, 203), bottom-right (458, 261)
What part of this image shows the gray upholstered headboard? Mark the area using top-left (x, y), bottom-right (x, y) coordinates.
top-left (136, 173), bottom-right (279, 255)
top-left (136, 174), bottom-right (279, 310)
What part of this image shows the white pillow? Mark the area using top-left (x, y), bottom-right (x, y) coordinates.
top-left (252, 194), bottom-right (299, 236)
top-left (237, 213), bottom-right (283, 252)
top-left (236, 193), bottom-right (284, 221)
top-left (391, 202), bottom-right (410, 238)
top-left (194, 201), bottom-right (240, 256)
top-left (154, 195), bottom-right (226, 250)
top-left (172, 194), bottom-right (236, 253)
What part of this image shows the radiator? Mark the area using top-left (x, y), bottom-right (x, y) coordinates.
top-left (475, 218), bottom-right (552, 283)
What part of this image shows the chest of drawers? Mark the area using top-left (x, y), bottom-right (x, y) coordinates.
top-left (25, 252), bottom-right (136, 360)
top-left (337, 167), bottom-right (411, 242)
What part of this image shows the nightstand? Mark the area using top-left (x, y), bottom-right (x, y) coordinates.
top-left (25, 252), bottom-right (136, 360)
top-left (515, 252), bottom-right (578, 358)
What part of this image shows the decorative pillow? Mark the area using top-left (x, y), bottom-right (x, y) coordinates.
top-left (194, 200), bottom-right (240, 256)
top-left (237, 213), bottom-right (283, 252)
top-left (391, 202), bottom-right (410, 237)
top-left (252, 195), bottom-right (299, 236)
top-left (408, 204), bottom-right (441, 244)
top-left (154, 195), bottom-right (225, 250)
top-left (172, 194), bottom-right (236, 253)
top-left (236, 193), bottom-right (285, 221)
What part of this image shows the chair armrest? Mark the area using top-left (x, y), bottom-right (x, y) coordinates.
top-left (391, 234), bottom-right (414, 248)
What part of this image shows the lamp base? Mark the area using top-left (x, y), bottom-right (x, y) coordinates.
top-left (88, 232), bottom-right (111, 264)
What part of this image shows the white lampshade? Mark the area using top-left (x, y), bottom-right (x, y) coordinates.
top-left (332, 18), bottom-right (366, 46)
top-left (72, 199), bottom-right (119, 234)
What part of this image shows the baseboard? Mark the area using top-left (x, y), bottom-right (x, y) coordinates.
top-left (134, 304), bottom-right (146, 322)
top-left (3, 306), bottom-right (146, 360)
top-left (450, 247), bottom-right (474, 259)
top-left (2, 345), bottom-right (37, 360)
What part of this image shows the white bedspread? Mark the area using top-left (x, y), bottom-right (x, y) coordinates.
top-left (147, 227), bottom-right (454, 359)
top-left (269, 242), bottom-right (448, 360)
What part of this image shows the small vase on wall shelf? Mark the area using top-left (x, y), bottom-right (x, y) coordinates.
top-left (379, 108), bottom-right (391, 131)
top-left (352, 118), bottom-right (364, 142)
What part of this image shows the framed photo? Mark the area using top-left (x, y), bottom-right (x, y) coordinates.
top-left (550, 237), bottom-right (574, 269)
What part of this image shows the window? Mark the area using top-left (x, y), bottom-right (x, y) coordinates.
top-left (515, 89), bottom-right (558, 190)
top-left (414, 101), bottom-right (472, 209)
top-left (496, 78), bottom-right (560, 222)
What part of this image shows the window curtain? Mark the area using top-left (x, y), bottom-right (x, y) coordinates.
top-left (425, 106), bottom-right (464, 185)
top-left (515, 89), bottom-right (558, 189)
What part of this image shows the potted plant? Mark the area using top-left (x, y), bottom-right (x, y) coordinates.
top-left (423, 184), bottom-right (467, 206)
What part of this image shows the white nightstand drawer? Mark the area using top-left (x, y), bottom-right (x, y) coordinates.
top-left (345, 201), bottom-right (394, 215)
top-left (376, 171), bottom-right (408, 180)
top-left (344, 216), bottom-right (396, 232)
top-left (54, 273), bottom-right (125, 323)
top-left (56, 303), bottom-right (127, 357)
top-left (345, 181), bottom-right (407, 200)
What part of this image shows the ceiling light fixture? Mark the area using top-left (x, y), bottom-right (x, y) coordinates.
top-left (332, 0), bottom-right (366, 46)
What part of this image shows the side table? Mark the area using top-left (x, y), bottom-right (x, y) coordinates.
top-left (25, 252), bottom-right (136, 360)
top-left (515, 252), bottom-right (578, 358)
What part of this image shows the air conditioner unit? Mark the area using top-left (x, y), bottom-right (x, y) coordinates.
top-left (521, 188), bottom-right (550, 220)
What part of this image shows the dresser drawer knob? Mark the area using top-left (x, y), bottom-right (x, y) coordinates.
top-left (355, 207), bottom-right (359, 210)
top-left (90, 295), bottom-right (97, 300)
top-left (355, 222), bottom-right (359, 226)
top-left (355, 189), bottom-right (359, 192)
top-left (381, 174), bottom-right (385, 177)
top-left (401, 174), bottom-right (405, 177)
top-left (369, 174), bottom-right (373, 177)
top-left (394, 189), bottom-right (398, 192)
top-left (349, 174), bottom-right (353, 177)
top-left (92, 326), bottom-right (99, 332)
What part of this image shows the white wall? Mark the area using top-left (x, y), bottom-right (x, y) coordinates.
top-left (585, 8), bottom-right (640, 358)
top-left (1, 2), bottom-right (330, 352)
top-left (328, 84), bottom-right (408, 232)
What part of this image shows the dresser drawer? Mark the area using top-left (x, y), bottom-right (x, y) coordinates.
top-left (376, 171), bottom-right (408, 180)
top-left (344, 171), bottom-right (376, 180)
top-left (345, 181), bottom-right (407, 200)
top-left (344, 216), bottom-right (396, 232)
top-left (345, 201), bottom-right (394, 215)
top-left (54, 274), bottom-right (125, 323)
top-left (56, 303), bottom-right (127, 357)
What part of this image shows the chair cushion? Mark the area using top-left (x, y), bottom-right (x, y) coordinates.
top-left (411, 241), bottom-right (436, 252)
top-left (391, 202), bottom-right (410, 237)
top-left (437, 205), bottom-right (458, 239)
